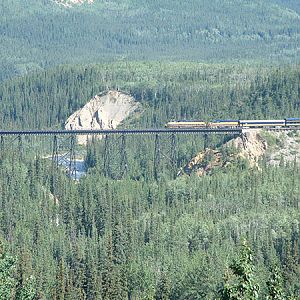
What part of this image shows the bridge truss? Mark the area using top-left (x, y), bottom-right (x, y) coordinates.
top-left (0, 128), bottom-right (243, 181)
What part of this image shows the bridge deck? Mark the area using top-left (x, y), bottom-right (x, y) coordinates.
top-left (0, 128), bottom-right (242, 136)
top-left (0, 127), bottom-right (299, 136)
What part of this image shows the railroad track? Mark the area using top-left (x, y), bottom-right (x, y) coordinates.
top-left (0, 128), bottom-right (242, 136)
top-left (0, 126), bottom-right (299, 136)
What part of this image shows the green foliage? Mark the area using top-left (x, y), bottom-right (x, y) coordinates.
top-left (0, 240), bottom-right (36, 300)
top-left (171, 261), bottom-right (215, 299)
top-left (2, 144), bottom-right (300, 298)
top-left (282, 239), bottom-right (300, 297)
top-left (260, 131), bottom-right (277, 148)
top-left (155, 271), bottom-right (171, 300)
top-left (0, 64), bottom-right (300, 298)
top-left (267, 265), bottom-right (285, 300)
top-left (17, 276), bottom-right (36, 300)
top-left (0, 240), bottom-right (17, 300)
top-left (0, 62), bottom-right (299, 135)
top-left (0, 0), bottom-right (300, 81)
top-left (219, 240), bottom-right (259, 300)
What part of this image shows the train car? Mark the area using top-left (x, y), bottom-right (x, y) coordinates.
top-left (165, 118), bottom-right (300, 129)
top-left (165, 120), bottom-right (206, 128)
top-left (240, 120), bottom-right (285, 128)
top-left (210, 120), bottom-right (239, 128)
top-left (285, 118), bottom-right (300, 127)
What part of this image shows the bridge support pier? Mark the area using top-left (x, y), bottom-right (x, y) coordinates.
top-left (170, 133), bottom-right (177, 178)
top-left (103, 135), bottom-right (111, 177)
top-left (0, 136), bottom-right (4, 161)
top-left (154, 134), bottom-right (161, 180)
top-left (18, 135), bottom-right (23, 161)
top-left (69, 135), bottom-right (77, 180)
top-left (154, 133), bottom-right (178, 180)
top-left (51, 135), bottom-right (77, 180)
top-left (203, 133), bottom-right (209, 150)
top-left (241, 132), bottom-right (247, 150)
top-left (119, 134), bottom-right (128, 178)
top-left (52, 135), bottom-right (59, 169)
top-left (51, 135), bottom-right (58, 195)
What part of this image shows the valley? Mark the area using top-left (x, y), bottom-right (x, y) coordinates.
top-left (0, 1), bottom-right (300, 299)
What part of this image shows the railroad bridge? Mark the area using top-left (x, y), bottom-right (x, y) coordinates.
top-left (0, 127), bottom-right (297, 180)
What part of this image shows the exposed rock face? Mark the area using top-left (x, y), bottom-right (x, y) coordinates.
top-left (181, 130), bottom-right (268, 176)
top-left (265, 131), bottom-right (300, 166)
top-left (227, 130), bottom-right (267, 168)
top-left (182, 149), bottom-right (231, 177)
top-left (182, 129), bottom-right (300, 176)
top-left (65, 90), bottom-right (140, 144)
top-left (53, 0), bottom-right (94, 8)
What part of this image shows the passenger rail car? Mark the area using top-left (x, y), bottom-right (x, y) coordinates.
top-left (285, 118), bottom-right (300, 126)
top-left (240, 120), bottom-right (285, 128)
top-left (165, 118), bottom-right (300, 129)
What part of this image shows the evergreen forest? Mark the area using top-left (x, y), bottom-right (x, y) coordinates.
top-left (1, 62), bottom-right (300, 299)
top-left (1, 0), bottom-right (300, 299)
top-left (0, 0), bottom-right (300, 81)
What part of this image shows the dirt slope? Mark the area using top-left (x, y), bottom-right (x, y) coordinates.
top-left (227, 130), bottom-right (267, 168)
top-left (65, 90), bottom-right (140, 144)
top-left (182, 130), bottom-right (300, 176)
top-left (53, 0), bottom-right (94, 7)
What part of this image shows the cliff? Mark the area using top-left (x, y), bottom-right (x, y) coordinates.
top-left (65, 90), bottom-right (140, 144)
top-left (53, 0), bottom-right (94, 7)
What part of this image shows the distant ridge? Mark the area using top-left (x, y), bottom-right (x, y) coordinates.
top-left (0, 0), bottom-right (299, 81)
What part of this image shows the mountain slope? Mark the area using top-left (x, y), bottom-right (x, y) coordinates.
top-left (0, 0), bottom-right (299, 81)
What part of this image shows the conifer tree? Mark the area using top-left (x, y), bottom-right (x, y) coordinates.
top-left (155, 270), bottom-right (171, 300)
top-left (0, 239), bottom-right (36, 300)
top-left (219, 240), bottom-right (259, 300)
top-left (0, 239), bottom-right (17, 300)
top-left (56, 258), bottom-right (66, 300)
top-left (266, 265), bottom-right (285, 300)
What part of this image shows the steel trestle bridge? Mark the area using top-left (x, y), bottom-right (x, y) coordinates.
top-left (0, 128), bottom-right (242, 136)
top-left (1, 127), bottom-right (298, 180)
top-left (0, 126), bottom-right (299, 136)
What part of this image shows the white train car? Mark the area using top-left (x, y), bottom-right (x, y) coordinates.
top-left (240, 120), bottom-right (285, 128)
top-left (285, 118), bottom-right (300, 126)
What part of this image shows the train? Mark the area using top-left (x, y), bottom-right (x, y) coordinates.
top-left (165, 118), bottom-right (300, 129)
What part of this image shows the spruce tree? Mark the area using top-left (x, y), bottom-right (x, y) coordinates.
top-left (155, 270), bottom-right (171, 300)
top-left (266, 265), bottom-right (285, 300)
top-left (219, 240), bottom-right (259, 300)
top-left (0, 239), bottom-right (17, 300)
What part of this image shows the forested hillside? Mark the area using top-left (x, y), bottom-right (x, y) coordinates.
top-left (2, 152), bottom-right (300, 299)
top-left (1, 64), bottom-right (300, 298)
top-left (0, 0), bottom-right (299, 81)
top-left (1, 0), bottom-right (300, 298)
top-left (1, 62), bottom-right (299, 130)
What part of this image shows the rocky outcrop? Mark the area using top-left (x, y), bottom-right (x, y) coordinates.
top-left (53, 0), bottom-right (94, 8)
top-left (65, 90), bottom-right (140, 144)
top-left (182, 129), bottom-right (300, 176)
top-left (181, 130), bottom-right (268, 176)
top-left (182, 148), bottom-right (234, 177)
top-left (227, 130), bottom-right (267, 168)
top-left (265, 131), bottom-right (300, 166)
